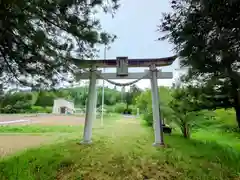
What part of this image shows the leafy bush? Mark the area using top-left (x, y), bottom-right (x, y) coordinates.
top-left (1, 105), bottom-right (15, 114)
top-left (128, 105), bottom-right (138, 115)
top-left (104, 105), bottom-right (115, 113)
top-left (113, 103), bottom-right (126, 113)
top-left (95, 104), bottom-right (138, 115)
top-left (0, 92), bottom-right (32, 113)
top-left (135, 87), bottom-right (174, 125)
top-left (45, 107), bottom-right (52, 113)
top-left (136, 87), bottom-right (207, 138)
top-left (31, 106), bottom-right (45, 113)
top-left (142, 112), bottom-right (153, 126)
top-left (30, 106), bottom-right (52, 113)
top-left (214, 109), bottom-right (237, 128)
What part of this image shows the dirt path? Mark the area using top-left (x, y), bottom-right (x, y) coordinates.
top-left (0, 114), bottom-right (38, 122)
top-left (0, 135), bottom-right (51, 157)
top-left (0, 114), bottom-right (85, 126)
top-left (0, 114), bottom-right (85, 157)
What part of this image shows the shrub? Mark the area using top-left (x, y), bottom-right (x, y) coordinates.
top-left (0, 92), bottom-right (32, 113)
top-left (113, 103), bottom-right (126, 113)
top-left (104, 105), bottom-right (115, 113)
top-left (45, 107), bottom-right (52, 113)
top-left (128, 105), bottom-right (138, 115)
top-left (1, 105), bottom-right (15, 114)
top-left (142, 112), bottom-right (153, 126)
top-left (31, 106), bottom-right (52, 113)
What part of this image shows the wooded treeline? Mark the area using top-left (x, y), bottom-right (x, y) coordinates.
top-left (0, 84), bottom-right (142, 114)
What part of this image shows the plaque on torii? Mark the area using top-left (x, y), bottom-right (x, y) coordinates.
top-left (116, 57), bottom-right (128, 77)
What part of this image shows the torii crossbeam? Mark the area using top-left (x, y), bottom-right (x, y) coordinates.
top-left (73, 56), bottom-right (177, 146)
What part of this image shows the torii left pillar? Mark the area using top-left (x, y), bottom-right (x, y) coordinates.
top-left (150, 64), bottom-right (164, 146)
top-left (81, 66), bottom-right (97, 144)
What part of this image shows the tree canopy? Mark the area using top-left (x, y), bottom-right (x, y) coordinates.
top-left (159, 0), bottom-right (240, 127)
top-left (160, 0), bottom-right (240, 80)
top-left (0, 0), bottom-right (119, 88)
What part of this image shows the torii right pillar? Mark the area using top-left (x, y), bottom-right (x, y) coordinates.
top-left (150, 64), bottom-right (164, 146)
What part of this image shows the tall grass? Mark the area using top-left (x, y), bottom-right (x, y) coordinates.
top-left (0, 116), bottom-right (240, 179)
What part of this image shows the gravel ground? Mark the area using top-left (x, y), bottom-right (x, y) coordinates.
top-left (0, 114), bottom-right (85, 126)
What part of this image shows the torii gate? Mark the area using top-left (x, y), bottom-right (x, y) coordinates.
top-left (74, 56), bottom-right (177, 146)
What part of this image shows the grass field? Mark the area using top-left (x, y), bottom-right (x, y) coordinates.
top-left (0, 113), bottom-right (240, 180)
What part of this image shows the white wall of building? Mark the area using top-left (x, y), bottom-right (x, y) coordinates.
top-left (52, 98), bottom-right (75, 114)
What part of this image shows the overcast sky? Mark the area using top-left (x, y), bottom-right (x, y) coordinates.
top-left (94, 0), bottom-right (181, 90)
top-left (9, 0), bottom-right (184, 92)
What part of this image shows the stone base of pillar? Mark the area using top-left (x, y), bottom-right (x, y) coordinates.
top-left (79, 140), bottom-right (92, 145)
top-left (152, 142), bottom-right (165, 147)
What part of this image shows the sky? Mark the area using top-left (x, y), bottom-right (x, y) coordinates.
top-left (94, 0), bottom-right (181, 90)
top-left (11, 0), bottom-right (183, 92)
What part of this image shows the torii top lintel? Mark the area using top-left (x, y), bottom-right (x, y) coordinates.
top-left (72, 55), bottom-right (177, 68)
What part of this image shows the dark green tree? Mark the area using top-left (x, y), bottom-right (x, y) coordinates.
top-left (0, 92), bottom-right (33, 113)
top-left (0, 0), bottom-right (119, 88)
top-left (159, 0), bottom-right (240, 127)
top-left (35, 90), bottom-right (56, 107)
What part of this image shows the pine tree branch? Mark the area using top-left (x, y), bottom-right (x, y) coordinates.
top-left (0, 47), bottom-right (29, 86)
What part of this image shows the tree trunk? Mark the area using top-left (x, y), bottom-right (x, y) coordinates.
top-left (182, 123), bottom-right (190, 138)
top-left (234, 105), bottom-right (240, 128)
top-left (230, 78), bottom-right (240, 128)
top-left (233, 90), bottom-right (240, 128)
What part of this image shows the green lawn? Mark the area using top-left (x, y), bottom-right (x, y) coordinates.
top-left (0, 115), bottom-right (240, 180)
top-left (0, 125), bottom-right (83, 133)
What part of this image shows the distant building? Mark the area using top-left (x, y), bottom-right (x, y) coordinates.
top-left (52, 98), bottom-right (75, 114)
